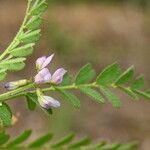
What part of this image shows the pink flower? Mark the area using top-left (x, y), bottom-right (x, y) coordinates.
top-left (34, 68), bottom-right (51, 84)
top-left (36, 54), bottom-right (54, 71)
top-left (51, 68), bottom-right (67, 84)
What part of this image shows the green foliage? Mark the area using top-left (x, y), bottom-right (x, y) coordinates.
top-left (0, 103), bottom-right (12, 128)
top-left (26, 16), bottom-right (42, 30)
top-left (131, 75), bottom-right (145, 90)
top-left (0, 69), bottom-right (7, 81)
top-left (0, 58), bottom-right (26, 71)
top-left (75, 63), bottom-right (96, 85)
top-left (55, 63), bottom-right (150, 108)
top-left (118, 86), bottom-right (139, 101)
top-left (115, 66), bottom-right (134, 85)
top-left (28, 133), bottom-right (53, 148)
top-left (1, 62), bottom-right (150, 115)
top-left (7, 130), bottom-right (32, 148)
top-left (0, 0), bottom-right (47, 81)
top-left (25, 93), bottom-right (37, 111)
top-left (100, 86), bottom-right (121, 108)
top-left (0, 130), bottom-right (138, 150)
top-left (79, 87), bottom-right (105, 104)
top-left (97, 63), bottom-right (121, 86)
top-left (25, 93), bottom-right (53, 115)
top-left (5, 62), bottom-right (144, 115)
top-left (61, 73), bottom-right (72, 86)
top-left (10, 43), bottom-right (35, 57)
top-left (57, 89), bottom-right (81, 108)
top-left (20, 29), bottom-right (41, 43)
top-left (68, 137), bottom-right (91, 149)
top-left (70, 63), bottom-right (150, 108)
top-left (30, 0), bottom-right (48, 15)
top-left (133, 89), bottom-right (150, 99)
top-left (0, 132), bottom-right (10, 146)
top-left (51, 133), bottom-right (75, 148)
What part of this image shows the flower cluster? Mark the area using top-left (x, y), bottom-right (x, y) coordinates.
top-left (4, 54), bottom-right (67, 109)
top-left (35, 54), bottom-right (67, 84)
top-left (35, 54), bottom-right (67, 109)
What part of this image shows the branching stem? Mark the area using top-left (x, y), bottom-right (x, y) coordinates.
top-left (0, 82), bottom-right (99, 102)
top-left (0, 0), bottom-right (32, 61)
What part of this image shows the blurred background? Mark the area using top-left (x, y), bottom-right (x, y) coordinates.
top-left (0, 0), bottom-right (150, 149)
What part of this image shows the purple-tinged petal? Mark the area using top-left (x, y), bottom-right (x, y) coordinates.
top-left (4, 82), bottom-right (18, 90)
top-left (34, 68), bottom-right (52, 84)
top-left (4, 79), bottom-right (29, 90)
top-left (43, 73), bottom-right (52, 82)
top-left (41, 54), bottom-right (54, 69)
top-left (34, 74), bottom-right (44, 84)
top-left (51, 68), bottom-right (67, 84)
top-left (36, 56), bottom-right (46, 70)
top-left (38, 68), bottom-right (51, 76)
top-left (39, 96), bottom-right (61, 109)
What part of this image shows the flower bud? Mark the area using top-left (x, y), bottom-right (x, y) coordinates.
top-left (4, 79), bottom-right (29, 90)
top-left (36, 89), bottom-right (60, 109)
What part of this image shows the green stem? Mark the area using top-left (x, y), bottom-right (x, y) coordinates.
top-left (0, 83), bottom-right (99, 102)
top-left (0, 83), bottom-right (35, 101)
top-left (0, 0), bottom-right (32, 61)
